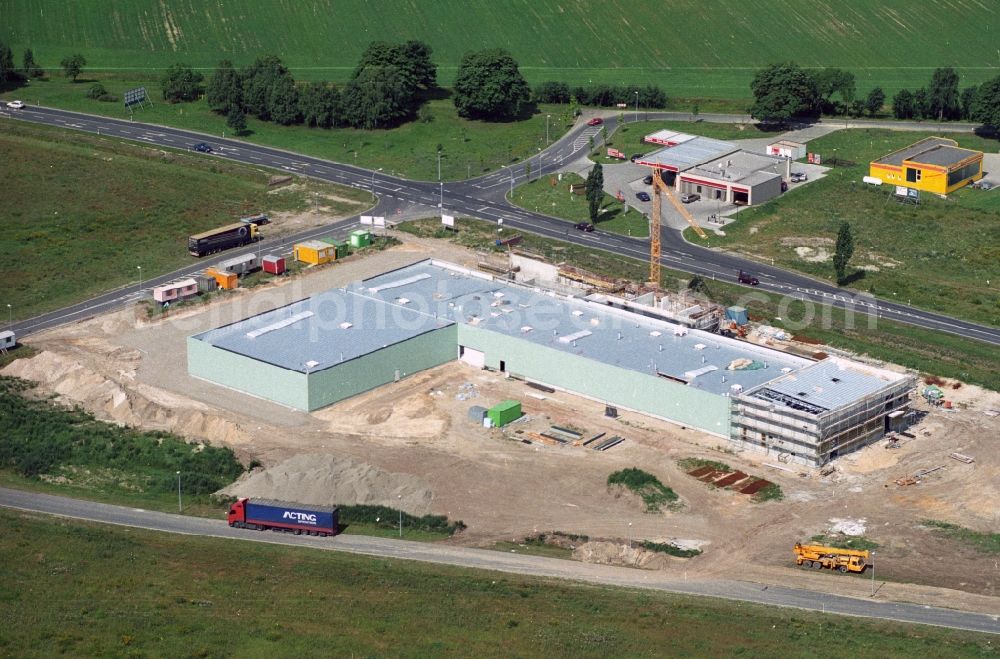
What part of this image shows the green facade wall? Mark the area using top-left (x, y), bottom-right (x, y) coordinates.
top-left (305, 325), bottom-right (457, 411)
top-left (457, 325), bottom-right (731, 437)
top-left (187, 336), bottom-right (309, 410)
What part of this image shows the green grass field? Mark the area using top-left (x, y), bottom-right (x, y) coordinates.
top-left (0, 121), bottom-right (370, 321)
top-left (510, 172), bottom-right (650, 237)
top-left (3, 1), bottom-right (999, 98)
top-left (2, 509), bottom-right (994, 657)
top-left (689, 128), bottom-right (1000, 328)
top-left (2, 76), bottom-right (572, 181)
top-left (398, 217), bottom-right (1000, 390)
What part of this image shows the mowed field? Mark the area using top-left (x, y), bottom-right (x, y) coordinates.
top-left (0, 121), bottom-right (370, 321)
top-left (3, 0), bottom-right (999, 98)
top-left (2, 510), bottom-right (995, 657)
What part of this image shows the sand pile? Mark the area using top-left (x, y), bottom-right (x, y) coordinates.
top-left (2, 350), bottom-right (252, 446)
top-left (217, 453), bottom-right (434, 515)
top-left (572, 541), bottom-right (676, 570)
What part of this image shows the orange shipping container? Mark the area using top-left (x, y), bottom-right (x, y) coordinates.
top-left (205, 267), bottom-right (238, 290)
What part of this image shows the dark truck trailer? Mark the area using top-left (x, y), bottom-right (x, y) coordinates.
top-left (228, 498), bottom-right (339, 536)
top-left (189, 222), bottom-right (259, 257)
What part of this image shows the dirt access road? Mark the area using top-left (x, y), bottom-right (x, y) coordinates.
top-left (5, 232), bottom-right (999, 613)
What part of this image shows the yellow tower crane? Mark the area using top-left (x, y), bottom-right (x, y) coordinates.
top-left (648, 168), bottom-right (708, 286)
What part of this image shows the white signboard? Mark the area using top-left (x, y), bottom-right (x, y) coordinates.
top-left (442, 214), bottom-right (455, 227)
top-left (862, 176), bottom-right (883, 186)
top-left (360, 215), bottom-right (373, 225)
top-left (373, 216), bottom-right (386, 227)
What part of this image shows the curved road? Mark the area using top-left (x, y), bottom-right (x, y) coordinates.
top-left (1, 487), bottom-right (997, 635)
top-left (3, 105), bottom-right (998, 346)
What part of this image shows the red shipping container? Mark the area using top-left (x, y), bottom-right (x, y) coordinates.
top-left (262, 255), bottom-right (285, 275)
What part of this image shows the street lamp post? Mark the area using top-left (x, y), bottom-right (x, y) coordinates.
top-left (627, 522), bottom-right (632, 549)
top-left (437, 150), bottom-right (442, 181)
top-left (546, 114), bottom-right (551, 144)
top-left (634, 91), bottom-right (639, 123)
top-left (870, 551), bottom-right (876, 597)
top-left (176, 471), bottom-right (182, 512)
top-left (439, 182), bottom-right (444, 209)
top-left (537, 148), bottom-right (543, 179)
top-left (398, 494), bottom-right (403, 538)
top-left (6, 304), bottom-right (11, 329)
top-left (137, 266), bottom-right (142, 299)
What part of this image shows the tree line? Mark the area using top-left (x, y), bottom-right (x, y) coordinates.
top-left (750, 62), bottom-right (1000, 129)
top-left (533, 81), bottom-right (668, 110)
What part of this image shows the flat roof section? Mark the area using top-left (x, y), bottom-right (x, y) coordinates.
top-left (191, 289), bottom-right (453, 373)
top-left (636, 136), bottom-right (738, 172)
top-left (686, 150), bottom-right (785, 186)
top-left (748, 357), bottom-right (907, 413)
top-left (872, 137), bottom-right (979, 167)
top-left (358, 261), bottom-right (812, 396)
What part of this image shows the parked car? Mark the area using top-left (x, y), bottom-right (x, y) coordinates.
top-left (629, 153), bottom-right (644, 162)
top-left (680, 192), bottom-right (700, 203)
top-left (587, 117), bottom-right (603, 126)
top-left (790, 172), bottom-right (807, 183)
top-left (6, 100), bottom-right (24, 109)
top-left (574, 222), bottom-right (595, 232)
top-left (192, 142), bottom-right (214, 153)
top-left (636, 191), bottom-right (651, 202)
top-left (642, 175), bottom-right (653, 185)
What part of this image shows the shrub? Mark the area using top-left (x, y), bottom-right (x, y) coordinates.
top-left (607, 467), bottom-right (678, 513)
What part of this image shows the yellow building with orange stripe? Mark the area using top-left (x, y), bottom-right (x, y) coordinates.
top-left (870, 137), bottom-right (982, 195)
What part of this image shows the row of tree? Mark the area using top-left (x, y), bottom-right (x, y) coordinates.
top-left (891, 69), bottom-right (1000, 126)
top-left (533, 81), bottom-right (668, 109)
top-left (0, 41), bottom-right (44, 87)
top-left (750, 62), bottom-right (1000, 128)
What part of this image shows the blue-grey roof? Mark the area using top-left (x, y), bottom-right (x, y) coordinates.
top-left (638, 136), bottom-right (738, 172)
top-left (749, 358), bottom-right (903, 412)
top-left (191, 288), bottom-right (453, 373)
top-left (355, 261), bottom-right (811, 396)
top-left (192, 260), bottom-right (832, 397)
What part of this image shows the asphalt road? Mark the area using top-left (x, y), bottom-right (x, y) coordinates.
top-left (4, 105), bottom-right (999, 348)
top-left (1, 487), bottom-right (996, 635)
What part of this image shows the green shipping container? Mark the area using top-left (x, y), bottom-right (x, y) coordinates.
top-left (319, 237), bottom-right (350, 259)
top-left (350, 230), bottom-right (371, 248)
top-left (488, 400), bottom-right (522, 427)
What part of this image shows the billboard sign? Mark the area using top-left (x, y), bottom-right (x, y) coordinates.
top-left (360, 215), bottom-right (373, 225)
top-left (373, 216), bottom-right (385, 227)
top-left (124, 87), bottom-right (148, 108)
top-left (442, 214), bottom-right (455, 227)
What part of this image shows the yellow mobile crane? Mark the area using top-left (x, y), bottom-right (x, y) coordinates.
top-left (648, 169), bottom-right (708, 286)
top-left (794, 542), bottom-right (870, 573)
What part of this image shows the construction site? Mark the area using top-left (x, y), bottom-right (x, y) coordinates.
top-left (5, 228), bottom-right (999, 613)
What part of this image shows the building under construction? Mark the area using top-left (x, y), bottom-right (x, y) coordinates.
top-left (188, 259), bottom-right (913, 466)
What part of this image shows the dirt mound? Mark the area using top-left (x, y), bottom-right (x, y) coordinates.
top-left (572, 541), bottom-right (676, 570)
top-left (2, 350), bottom-right (251, 446)
top-left (217, 453), bottom-right (434, 515)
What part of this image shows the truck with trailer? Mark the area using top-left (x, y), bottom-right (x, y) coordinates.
top-left (793, 542), bottom-right (869, 573)
top-left (228, 498), bottom-right (339, 536)
top-left (189, 222), bottom-right (260, 257)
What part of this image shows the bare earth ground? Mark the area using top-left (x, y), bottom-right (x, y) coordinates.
top-left (5, 233), bottom-right (1000, 615)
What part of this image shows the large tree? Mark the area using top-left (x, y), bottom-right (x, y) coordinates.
top-left (833, 222), bottom-right (854, 285)
top-left (352, 40), bottom-right (436, 92)
top-left (60, 54), bottom-right (86, 82)
top-left (749, 63), bottom-right (819, 124)
top-left (22, 48), bottom-right (43, 78)
top-left (892, 89), bottom-right (914, 119)
top-left (453, 48), bottom-right (531, 121)
top-left (927, 66), bottom-right (961, 121)
top-left (815, 67), bottom-right (856, 113)
top-left (299, 81), bottom-right (340, 128)
top-left (341, 65), bottom-right (411, 129)
top-left (268, 75), bottom-right (301, 125)
top-left (585, 163), bottom-right (604, 221)
top-left (960, 85), bottom-right (979, 120)
top-left (864, 87), bottom-right (885, 117)
top-left (241, 55), bottom-right (293, 121)
top-left (161, 63), bottom-right (204, 102)
top-left (971, 75), bottom-right (1000, 129)
top-left (206, 60), bottom-right (242, 115)
top-left (0, 41), bottom-right (16, 87)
